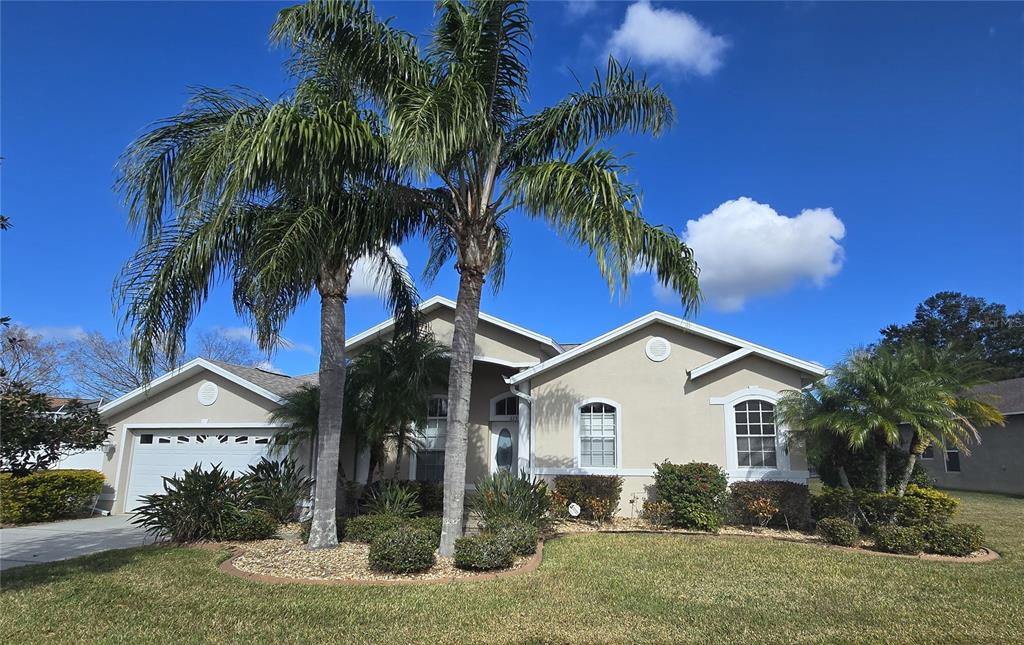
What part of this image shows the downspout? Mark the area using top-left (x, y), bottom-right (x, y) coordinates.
top-left (506, 379), bottom-right (533, 475)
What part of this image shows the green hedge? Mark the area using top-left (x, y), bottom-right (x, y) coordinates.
top-left (816, 517), bottom-right (859, 547)
top-left (454, 533), bottom-right (514, 571)
top-left (811, 486), bottom-right (959, 530)
top-left (874, 525), bottom-right (926, 555)
top-left (222, 510), bottom-right (279, 541)
top-left (652, 461), bottom-right (728, 532)
top-left (0, 469), bottom-right (105, 524)
top-left (368, 528), bottom-right (436, 574)
top-left (492, 519), bottom-right (539, 556)
top-left (552, 475), bottom-right (623, 521)
top-left (339, 514), bottom-right (442, 546)
top-left (729, 481), bottom-right (810, 529)
top-left (924, 523), bottom-right (984, 557)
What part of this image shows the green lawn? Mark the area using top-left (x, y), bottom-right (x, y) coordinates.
top-left (2, 491), bottom-right (1022, 643)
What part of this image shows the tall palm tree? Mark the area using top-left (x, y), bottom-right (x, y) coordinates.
top-left (116, 80), bottom-right (427, 549)
top-left (273, 0), bottom-right (702, 555)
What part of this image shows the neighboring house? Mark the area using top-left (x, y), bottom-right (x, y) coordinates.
top-left (91, 296), bottom-right (827, 516)
top-left (912, 377), bottom-right (1024, 496)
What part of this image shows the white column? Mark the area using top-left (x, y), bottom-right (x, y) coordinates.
top-left (517, 380), bottom-right (531, 475)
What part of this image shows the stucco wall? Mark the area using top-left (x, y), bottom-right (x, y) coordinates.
top-left (102, 371), bottom-right (290, 513)
top-left (421, 307), bottom-right (555, 365)
top-left (916, 415), bottom-right (1024, 496)
top-left (528, 322), bottom-right (810, 511)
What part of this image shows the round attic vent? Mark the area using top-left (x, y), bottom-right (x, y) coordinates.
top-left (197, 381), bottom-right (219, 406)
top-left (645, 336), bottom-right (671, 362)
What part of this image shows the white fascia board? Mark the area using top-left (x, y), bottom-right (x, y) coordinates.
top-left (344, 295), bottom-right (563, 354)
top-left (689, 348), bottom-right (754, 380)
top-left (98, 358), bottom-right (285, 418)
top-left (510, 312), bottom-right (827, 385)
top-left (474, 355), bottom-right (539, 369)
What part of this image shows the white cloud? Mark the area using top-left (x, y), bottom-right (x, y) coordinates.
top-left (656, 197), bottom-right (846, 312)
top-left (566, 0), bottom-right (597, 18)
top-left (606, 2), bottom-right (728, 76)
top-left (349, 246), bottom-right (409, 298)
top-left (26, 325), bottom-right (87, 341)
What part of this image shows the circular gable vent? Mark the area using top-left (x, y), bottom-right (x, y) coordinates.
top-left (197, 381), bottom-right (219, 406)
top-left (645, 336), bottom-right (671, 362)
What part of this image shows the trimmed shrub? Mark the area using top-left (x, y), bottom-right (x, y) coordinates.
top-left (405, 516), bottom-right (442, 547)
top-left (652, 461), bottom-right (728, 532)
top-left (874, 525), bottom-right (926, 555)
top-left (454, 533), bottom-right (514, 571)
top-left (924, 523), bottom-right (984, 557)
top-left (553, 475), bottom-right (623, 521)
top-left (414, 481), bottom-right (444, 514)
top-left (299, 514), bottom-right (346, 544)
top-left (730, 481), bottom-right (811, 529)
top-left (641, 499), bottom-right (673, 528)
top-left (490, 518), bottom-right (539, 556)
top-left (368, 528), bottom-right (436, 574)
top-left (903, 485), bottom-right (959, 525)
top-left (131, 464), bottom-right (248, 542)
top-left (474, 470), bottom-right (550, 528)
top-left (817, 517), bottom-right (859, 547)
top-left (241, 457), bottom-right (312, 523)
top-left (810, 487), bottom-right (857, 524)
top-left (345, 514), bottom-right (405, 543)
top-left (0, 469), bottom-right (105, 524)
top-left (363, 480), bottom-right (421, 518)
top-left (222, 510), bottom-right (279, 541)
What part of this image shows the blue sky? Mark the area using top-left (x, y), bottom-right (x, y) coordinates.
top-left (3, 1), bottom-right (1022, 377)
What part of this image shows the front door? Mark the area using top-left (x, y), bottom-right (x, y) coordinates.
top-left (490, 423), bottom-right (517, 474)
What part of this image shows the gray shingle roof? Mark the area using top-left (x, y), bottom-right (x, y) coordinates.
top-left (970, 377), bottom-right (1024, 416)
top-left (206, 359), bottom-right (318, 398)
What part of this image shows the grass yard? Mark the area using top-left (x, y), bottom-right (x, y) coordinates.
top-left (2, 491), bottom-right (1022, 644)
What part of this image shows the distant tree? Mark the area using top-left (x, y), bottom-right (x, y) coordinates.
top-left (0, 325), bottom-right (65, 394)
top-left (64, 330), bottom-right (262, 400)
top-left (880, 292), bottom-right (1024, 378)
top-left (0, 381), bottom-right (109, 476)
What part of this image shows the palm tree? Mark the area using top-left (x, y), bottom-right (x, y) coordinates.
top-left (116, 80), bottom-right (427, 549)
top-left (346, 329), bottom-right (449, 483)
top-left (889, 346), bottom-right (1004, 495)
top-left (777, 378), bottom-right (858, 491)
top-left (269, 330), bottom-right (449, 487)
top-left (273, 0), bottom-right (702, 555)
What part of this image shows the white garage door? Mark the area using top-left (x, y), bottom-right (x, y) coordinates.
top-left (124, 429), bottom-right (285, 512)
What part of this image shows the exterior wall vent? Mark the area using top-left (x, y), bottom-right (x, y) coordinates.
top-left (645, 336), bottom-right (671, 362)
top-left (197, 381), bottom-right (219, 406)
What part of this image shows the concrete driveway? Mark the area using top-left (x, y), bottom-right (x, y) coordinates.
top-left (1, 515), bottom-right (154, 571)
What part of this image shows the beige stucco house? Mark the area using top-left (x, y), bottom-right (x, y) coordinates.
top-left (91, 296), bottom-right (827, 516)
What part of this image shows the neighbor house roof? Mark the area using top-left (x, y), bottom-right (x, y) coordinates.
top-left (345, 295), bottom-right (563, 355)
top-left (98, 358), bottom-right (313, 417)
top-left (508, 311), bottom-right (827, 385)
top-left (970, 377), bottom-right (1024, 416)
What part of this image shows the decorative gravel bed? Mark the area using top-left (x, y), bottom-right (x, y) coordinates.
top-left (228, 538), bottom-right (533, 582)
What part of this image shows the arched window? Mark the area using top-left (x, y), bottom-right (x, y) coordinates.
top-left (495, 428), bottom-right (514, 471)
top-left (579, 401), bottom-right (618, 467)
top-left (734, 400), bottom-right (777, 468)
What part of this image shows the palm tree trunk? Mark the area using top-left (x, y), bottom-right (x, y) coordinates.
top-left (876, 447), bottom-right (888, 493)
top-left (837, 465), bottom-right (853, 492)
top-left (896, 435), bottom-right (923, 497)
top-left (438, 267), bottom-right (485, 556)
top-left (307, 264), bottom-right (350, 550)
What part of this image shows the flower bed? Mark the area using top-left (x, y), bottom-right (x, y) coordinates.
top-left (223, 537), bottom-right (536, 584)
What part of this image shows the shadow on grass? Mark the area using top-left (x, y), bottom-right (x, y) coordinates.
top-left (0, 544), bottom-right (182, 592)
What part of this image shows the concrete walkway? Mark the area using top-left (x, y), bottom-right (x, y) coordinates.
top-left (1, 515), bottom-right (153, 571)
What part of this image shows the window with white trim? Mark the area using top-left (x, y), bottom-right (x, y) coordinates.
top-left (944, 440), bottom-right (960, 473)
top-left (417, 395), bottom-right (448, 481)
top-left (735, 400), bottom-right (777, 468)
top-left (492, 395), bottom-right (518, 420)
top-left (579, 402), bottom-right (616, 467)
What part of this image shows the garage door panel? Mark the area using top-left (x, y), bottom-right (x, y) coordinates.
top-left (125, 429), bottom-right (285, 512)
